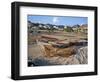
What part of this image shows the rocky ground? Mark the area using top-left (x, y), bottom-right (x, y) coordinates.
top-left (28, 44), bottom-right (88, 66)
top-left (28, 31), bottom-right (88, 66)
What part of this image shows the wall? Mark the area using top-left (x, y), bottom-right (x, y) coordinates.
top-left (0, 0), bottom-right (99, 81)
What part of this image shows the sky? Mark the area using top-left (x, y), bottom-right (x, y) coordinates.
top-left (28, 15), bottom-right (88, 26)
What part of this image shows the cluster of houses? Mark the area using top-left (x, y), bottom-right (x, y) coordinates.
top-left (28, 21), bottom-right (88, 34)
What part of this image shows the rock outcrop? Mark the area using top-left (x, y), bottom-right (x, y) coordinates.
top-left (28, 46), bottom-right (87, 66)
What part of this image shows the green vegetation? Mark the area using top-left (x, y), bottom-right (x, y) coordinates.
top-left (64, 26), bottom-right (73, 32)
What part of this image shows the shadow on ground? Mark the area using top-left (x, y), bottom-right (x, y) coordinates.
top-left (28, 58), bottom-right (59, 66)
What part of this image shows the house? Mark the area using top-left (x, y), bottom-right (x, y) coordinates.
top-left (72, 24), bottom-right (87, 33)
top-left (78, 25), bottom-right (87, 33)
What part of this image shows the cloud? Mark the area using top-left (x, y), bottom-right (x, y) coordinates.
top-left (53, 17), bottom-right (58, 24)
